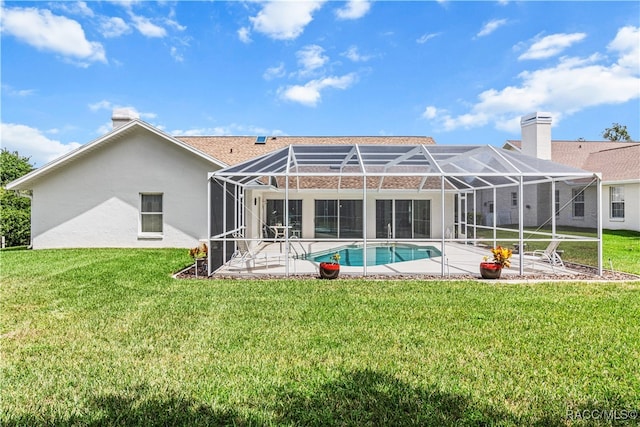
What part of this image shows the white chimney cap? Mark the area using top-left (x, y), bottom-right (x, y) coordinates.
top-left (521, 112), bottom-right (552, 126)
top-left (112, 108), bottom-right (140, 121)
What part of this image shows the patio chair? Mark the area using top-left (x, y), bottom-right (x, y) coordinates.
top-left (230, 233), bottom-right (265, 267)
top-left (523, 240), bottom-right (564, 272)
top-left (230, 232), bottom-right (287, 270)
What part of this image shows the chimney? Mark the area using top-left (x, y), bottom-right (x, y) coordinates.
top-left (520, 112), bottom-right (552, 160)
top-left (111, 108), bottom-right (140, 129)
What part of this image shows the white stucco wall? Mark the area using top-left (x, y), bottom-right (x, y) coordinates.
top-left (554, 182), bottom-right (598, 230)
top-left (29, 127), bottom-right (220, 248)
top-left (243, 190), bottom-right (455, 240)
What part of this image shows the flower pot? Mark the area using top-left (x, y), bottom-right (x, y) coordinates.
top-left (480, 262), bottom-right (502, 279)
top-left (319, 262), bottom-right (340, 279)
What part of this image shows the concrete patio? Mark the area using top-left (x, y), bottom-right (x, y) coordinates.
top-left (213, 240), bottom-right (574, 278)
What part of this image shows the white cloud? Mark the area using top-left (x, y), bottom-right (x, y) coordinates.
top-left (56, 1), bottom-right (95, 17)
top-left (422, 106), bottom-right (438, 119)
top-left (417, 33), bottom-right (440, 44)
top-left (608, 25), bottom-right (640, 71)
top-left (278, 73), bottom-right (357, 107)
top-left (342, 46), bottom-right (373, 62)
top-left (163, 17), bottom-right (186, 32)
top-left (519, 32), bottom-right (587, 60)
top-left (296, 45), bottom-right (328, 74)
top-left (89, 101), bottom-right (156, 121)
top-left (335, 0), bottom-right (371, 20)
top-left (238, 26), bottom-right (252, 43)
top-left (2, 84), bottom-right (35, 97)
top-left (171, 124), bottom-right (285, 137)
top-left (100, 16), bottom-right (131, 38)
top-left (130, 13), bottom-right (167, 38)
top-left (423, 26), bottom-right (640, 133)
top-left (264, 63), bottom-right (286, 80)
top-left (249, 1), bottom-right (325, 40)
top-left (476, 18), bottom-right (507, 37)
top-left (1, 6), bottom-right (106, 65)
top-left (170, 46), bottom-right (183, 62)
top-left (0, 123), bottom-right (82, 166)
top-left (88, 100), bottom-right (113, 111)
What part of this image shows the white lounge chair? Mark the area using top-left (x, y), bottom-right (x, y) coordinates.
top-left (523, 240), bottom-right (564, 272)
top-left (230, 233), bottom-right (287, 270)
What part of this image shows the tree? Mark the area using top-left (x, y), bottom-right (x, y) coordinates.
top-left (1, 149), bottom-right (34, 247)
top-left (602, 123), bottom-right (632, 142)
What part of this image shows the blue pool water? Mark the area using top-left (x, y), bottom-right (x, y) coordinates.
top-left (309, 244), bottom-right (441, 267)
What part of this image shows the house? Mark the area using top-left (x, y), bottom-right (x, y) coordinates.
top-left (6, 110), bottom-right (435, 249)
top-left (9, 109), bottom-right (607, 275)
top-left (503, 112), bottom-right (640, 232)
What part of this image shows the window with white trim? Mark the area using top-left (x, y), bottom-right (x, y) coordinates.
top-left (511, 192), bottom-right (518, 207)
top-left (572, 189), bottom-right (584, 218)
top-left (140, 193), bottom-right (163, 234)
top-left (610, 186), bottom-right (625, 219)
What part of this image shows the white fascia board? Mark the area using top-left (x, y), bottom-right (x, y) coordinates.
top-left (602, 179), bottom-right (640, 185)
top-left (6, 120), bottom-right (226, 190)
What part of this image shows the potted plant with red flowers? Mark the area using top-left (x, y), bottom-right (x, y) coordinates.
top-left (480, 246), bottom-right (512, 279)
top-left (319, 253), bottom-right (341, 279)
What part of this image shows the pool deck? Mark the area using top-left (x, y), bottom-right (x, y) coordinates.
top-left (214, 240), bottom-right (573, 278)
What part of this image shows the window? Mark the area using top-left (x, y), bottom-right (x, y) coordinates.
top-left (511, 192), bottom-right (518, 207)
top-left (266, 199), bottom-right (302, 234)
top-left (375, 200), bottom-right (393, 238)
top-left (315, 200), bottom-right (338, 237)
top-left (610, 187), bottom-right (625, 219)
top-left (140, 194), bottom-right (163, 234)
top-left (339, 200), bottom-right (363, 238)
top-left (555, 189), bottom-right (560, 217)
top-left (572, 189), bottom-right (584, 218)
top-left (314, 200), bottom-right (363, 238)
top-left (413, 200), bottom-right (431, 238)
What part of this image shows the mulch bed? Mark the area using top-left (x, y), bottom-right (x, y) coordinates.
top-left (175, 261), bottom-right (640, 282)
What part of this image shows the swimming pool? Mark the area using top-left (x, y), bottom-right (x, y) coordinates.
top-left (308, 244), bottom-right (441, 267)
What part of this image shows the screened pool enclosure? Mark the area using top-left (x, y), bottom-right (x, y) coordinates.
top-left (207, 144), bottom-right (602, 276)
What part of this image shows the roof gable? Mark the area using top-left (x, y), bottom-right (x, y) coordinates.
top-left (6, 120), bottom-right (225, 190)
top-left (504, 140), bottom-right (639, 181)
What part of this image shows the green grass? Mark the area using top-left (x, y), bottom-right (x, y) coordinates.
top-left (1, 248), bottom-right (639, 426)
top-left (476, 228), bottom-right (640, 274)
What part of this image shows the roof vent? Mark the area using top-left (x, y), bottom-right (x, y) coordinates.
top-left (255, 136), bottom-right (267, 144)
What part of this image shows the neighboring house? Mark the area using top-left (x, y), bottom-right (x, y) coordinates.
top-left (503, 112), bottom-right (640, 232)
top-left (6, 110), bottom-right (435, 249)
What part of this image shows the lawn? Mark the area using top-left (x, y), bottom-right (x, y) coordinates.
top-left (1, 248), bottom-right (639, 426)
top-left (476, 228), bottom-right (640, 275)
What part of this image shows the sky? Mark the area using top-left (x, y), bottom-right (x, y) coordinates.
top-left (1, 0), bottom-right (639, 167)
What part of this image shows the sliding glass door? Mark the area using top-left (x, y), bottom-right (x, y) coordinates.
top-left (314, 199), bottom-right (363, 238)
top-left (377, 199), bottom-right (431, 239)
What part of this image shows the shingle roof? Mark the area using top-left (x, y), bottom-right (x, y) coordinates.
top-left (505, 140), bottom-right (640, 181)
top-left (175, 135), bottom-right (435, 167)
